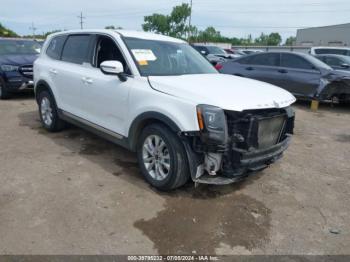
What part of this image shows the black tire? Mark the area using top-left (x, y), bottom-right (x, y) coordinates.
top-left (0, 78), bottom-right (11, 100)
top-left (137, 124), bottom-right (190, 191)
top-left (38, 90), bottom-right (66, 132)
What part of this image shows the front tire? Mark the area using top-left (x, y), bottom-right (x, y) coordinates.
top-left (0, 78), bottom-right (11, 100)
top-left (38, 90), bottom-right (65, 132)
top-left (137, 124), bottom-right (190, 191)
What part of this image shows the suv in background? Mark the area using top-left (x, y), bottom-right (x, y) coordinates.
top-left (0, 38), bottom-right (41, 99)
top-left (310, 47), bottom-right (350, 56)
top-left (34, 30), bottom-right (296, 191)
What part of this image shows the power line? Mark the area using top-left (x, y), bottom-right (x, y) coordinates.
top-left (77, 11), bottom-right (85, 29)
top-left (29, 22), bottom-right (37, 39)
top-left (188, 0), bottom-right (193, 41)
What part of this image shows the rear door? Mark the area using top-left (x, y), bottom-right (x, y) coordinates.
top-left (237, 53), bottom-right (283, 86)
top-left (55, 34), bottom-right (93, 117)
top-left (279, 53), bottom-right (321, 97)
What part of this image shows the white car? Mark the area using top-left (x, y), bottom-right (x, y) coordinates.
top-left (34, 29), bottom-right (296, 191)
top-left (310, 47), bottom-right (350, 56)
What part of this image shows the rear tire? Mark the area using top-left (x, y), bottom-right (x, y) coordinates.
top-left (137, 124), bottom-right (190, 191)
top-left (38, 90), bottom-right (65, 132)
top-left (0, 78), bottom-right (11, 100)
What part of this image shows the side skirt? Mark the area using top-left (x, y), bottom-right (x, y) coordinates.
top-left (58, 109), bottom-right (131, 150)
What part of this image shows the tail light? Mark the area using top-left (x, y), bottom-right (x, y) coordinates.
top-left (215, 63), bottom-right (223, 71)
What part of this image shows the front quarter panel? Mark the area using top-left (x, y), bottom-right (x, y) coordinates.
top-left (126, 77), bottom-right (199, 135)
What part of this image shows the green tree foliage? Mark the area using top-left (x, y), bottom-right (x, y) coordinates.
top-left (105, 25), bottom-right (123, 30)
top-left (143, 3), bottom-right (191, 38)
top-left (285, 36), bottom-right (296, 46)
top-left (255, 32), bottom-right (282, 45)
top-left (0, 23), bottom-right (18, 37)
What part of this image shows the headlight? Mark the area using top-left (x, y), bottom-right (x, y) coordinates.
top-left (196, 104), bottom-right (228, 144)
top-left (1, 65), bottom-right (19, 72)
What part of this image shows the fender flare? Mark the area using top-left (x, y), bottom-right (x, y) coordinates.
top-left (128, 111), bottom-right (182, 151)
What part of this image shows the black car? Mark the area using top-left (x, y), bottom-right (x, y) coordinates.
top-left (315, 54), bottom-right (350, 71)
top-left (191, 44), bottom-right (230, 67)
top-left (0, 38), bottom-right (41, 99)
top-left (219, 51), bottom-right (350, 103)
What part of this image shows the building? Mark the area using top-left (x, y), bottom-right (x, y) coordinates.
top-left (296, 23), bottom-right (350, 47)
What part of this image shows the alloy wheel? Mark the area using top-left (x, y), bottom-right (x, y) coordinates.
top-left (40, 97), bottom-right (53, 126)
top-left (142, 135), bottom-right (171, 181)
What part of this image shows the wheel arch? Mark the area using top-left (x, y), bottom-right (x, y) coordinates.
top-left (128, 111), bottom-right (182, 151)
top-left (35, 80), bottom-right (55, 103)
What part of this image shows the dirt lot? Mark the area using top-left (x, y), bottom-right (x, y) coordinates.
top-left (0, 94), bottom-right (349, 255)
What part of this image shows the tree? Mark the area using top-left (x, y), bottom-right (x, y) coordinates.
top-left (143, 3), bottom-right (191, 39)
top-left (105, 25), bottom-right (123, 30)
top-left (0, 23), bottom-right (18, 37)
top-left (267, 32), bottom-right (282, 46)
top-left (254, 32), bottom-right (282, 46)
top-left (285, 36), bottom-right (296, 46)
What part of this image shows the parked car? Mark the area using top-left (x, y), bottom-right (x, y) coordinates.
top-left (224, 48), bottom-right (244, 58)
top-left (34, 30), bottom-right (296, 191)
top-left (315, 54), bottom-right (350, 71)
top-left (0, 38), bottom-right (41, 99)
top-left (310, 47), bottom-right (350, 56)
top-left (239, 49), bottom-right (263, 55)
top-left (220, 51), bottom-right (350, 103)
top-left (192, 44), bottom-right (233, 59)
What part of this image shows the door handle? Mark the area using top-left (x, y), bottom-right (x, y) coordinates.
top-left (278, 69), bottom-right (288, 73)
top-left (245, 67), bottom-right (254, 71)
top-left (49, 69), bottom-right (58, 75)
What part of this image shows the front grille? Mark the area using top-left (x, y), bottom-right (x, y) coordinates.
top-left (225, 108), bottom-right (289, 150)
top-left (18, 65), bottom-right (33, 79)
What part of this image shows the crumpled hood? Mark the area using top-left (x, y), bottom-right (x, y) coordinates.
top-left (149, 74), bottom-right (296, 111)
top-left (0, 54), bottom-right (38, 66)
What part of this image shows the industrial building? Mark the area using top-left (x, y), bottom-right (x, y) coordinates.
top-left (296, 23), bottom-right (350, 46)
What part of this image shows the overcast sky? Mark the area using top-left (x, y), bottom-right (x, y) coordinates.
top-left (1, 0), bottom-right (350, 40)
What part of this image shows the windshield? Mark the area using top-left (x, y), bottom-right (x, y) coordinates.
top-left (315, 48), bottom-right (350, 56)
top-left (0, 39), bottom-right (41, 55)
top-left (124, 37), bottom-right (217, 76)
top-left (306, 54), bottom-right (333, 70)
top-left (206, 46), bottom-right (226, 55)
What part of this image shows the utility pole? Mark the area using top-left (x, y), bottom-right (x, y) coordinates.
top-left (77, 12), bottom-right (85, 29)
top-left (188, 0), bottom-right (193, 41)
top-left (29, 22), bottom-right (37, 40)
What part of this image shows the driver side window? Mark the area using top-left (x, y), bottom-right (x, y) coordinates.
top-left (93, 35), bottom-right (131, 75)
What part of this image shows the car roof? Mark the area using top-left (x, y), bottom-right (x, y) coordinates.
top-left (48, 29), bottom-right (186, 44)
top-left (311, 46), bottom-right (350, 50)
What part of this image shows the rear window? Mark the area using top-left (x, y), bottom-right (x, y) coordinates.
top-left (249, 53), bottom-right (279, 66)
top-left (61, 35), bottom-right (91, 64)
top-left (46, 35), bottom-right (66, 60)
top-left (281, 54), bottom-right (314, 70)
top-left (237, 53), bottom-right (279, 66)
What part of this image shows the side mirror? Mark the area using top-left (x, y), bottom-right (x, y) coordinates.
top-left (100, 60), bottom-right (127, 82)
top-left (340, 63), bottom-right (350, 69)
top-left (200, 50), bottom-right (208, 56)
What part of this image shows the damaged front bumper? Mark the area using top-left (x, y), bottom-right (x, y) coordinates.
top-left (315, 73), bottom-right (350, 102)
top-left (182, 107), bottom-right (295, 185)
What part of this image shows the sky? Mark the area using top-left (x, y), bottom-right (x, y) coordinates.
top-left (1, 0), bottom-right (350, 41)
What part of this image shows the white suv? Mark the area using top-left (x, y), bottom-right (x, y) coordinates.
top-left (34, 29), bottom-right (296, 190)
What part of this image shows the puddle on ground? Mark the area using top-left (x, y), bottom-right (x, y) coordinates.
top-left (336, 134), bottom-right (350, 143)
top-left (134, 185), bottom-right (271, 254)
top-left (79, 143), bottom-right (111, 155)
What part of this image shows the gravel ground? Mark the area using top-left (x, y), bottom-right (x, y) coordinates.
top-left (0, 94), bottom-right (349, 255)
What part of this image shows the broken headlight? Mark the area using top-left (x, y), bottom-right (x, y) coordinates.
top-left (196, 104), bottom-right (228, 144)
